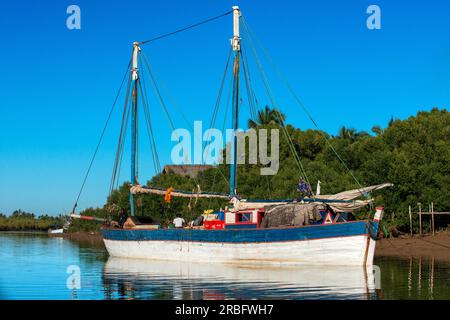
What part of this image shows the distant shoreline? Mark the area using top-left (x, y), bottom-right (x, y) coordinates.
top-left (0, 230), bottom-right (48, 234)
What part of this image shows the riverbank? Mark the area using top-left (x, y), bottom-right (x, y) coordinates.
top-left (375, 232), bottom-right (450, 262)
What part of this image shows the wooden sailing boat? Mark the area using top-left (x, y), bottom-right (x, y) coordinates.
top-left (75, 6), bottom-right (392, 266)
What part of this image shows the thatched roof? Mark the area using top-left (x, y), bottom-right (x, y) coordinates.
top-left (162, 165), bottom-right (215, 178)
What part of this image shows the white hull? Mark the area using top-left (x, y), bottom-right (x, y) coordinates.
top-left (48, 228), bottom-right (64, 234)
top-left (104, 234), bottom-right (376, 266)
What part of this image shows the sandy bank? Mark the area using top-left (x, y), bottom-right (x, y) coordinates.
top-left (375, 232), bottom-right (450, 262)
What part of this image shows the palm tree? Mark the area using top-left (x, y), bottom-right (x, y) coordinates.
top-left (337, 126), bottom-right (357, 140)
top-left (248, 106), bottom-right (286, 128)
top-left (338, 127), bottom-right (371, 140)
top-left (371, 125), bottom-right (383, 136)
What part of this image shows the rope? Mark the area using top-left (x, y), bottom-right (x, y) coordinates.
top-left (367, 221), bottom-right (380, 240)
top-left (241, 16), bottom-right (365, 195)
top-left (202, 48), bottom-right (233, 165)
top-left (139, 51), bottom-right (177, 134)
top-left (114, 102), bottom-right (131, 191)
top-left (110, 78), bottom-right (132, 194)
top-left (240, 43), bottom-right (259, 122)
top-left (72, 58), bottom-right (132, 213)
top-left (140, 10), bottom-right (233, 45)
top-left (240, 20), bottom-right (312, 191)
top-left (139, 50), bottom-right (203, 190)
top-left (140, 48), bottom-right (194, 132)
top-left (240, 43), bottom-right (273, 199)
top-left (109, 63), bottom-right (134, 195)
top-left (139, 76), bottom-right (162, 174)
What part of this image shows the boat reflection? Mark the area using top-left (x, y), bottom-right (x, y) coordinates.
top-left (102, 257), bottom-right (378, 300)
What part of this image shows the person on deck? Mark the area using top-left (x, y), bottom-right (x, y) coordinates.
top-left (173, 215), bottom-right (186, 228)
top-left (297, 178), bottom-right (313, 197)
top-left (118, 208), bottom-right (128, 228)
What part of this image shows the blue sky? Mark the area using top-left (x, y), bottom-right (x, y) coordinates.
top-left (0, 0), bottom-right (449, 215)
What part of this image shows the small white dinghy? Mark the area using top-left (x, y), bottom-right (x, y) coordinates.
top-left (48, 228), bottom-right (64, 235)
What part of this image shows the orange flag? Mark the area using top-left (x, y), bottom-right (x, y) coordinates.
top-left (165, 187), bottom-right (174, 204)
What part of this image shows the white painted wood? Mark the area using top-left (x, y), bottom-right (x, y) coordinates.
top-left (374, 207), bottom-right (383, 221)
top-left (104, 234), bottom-right (374, 266)
top-left (366, 237), bottom-right (377, 266)
top-left (251, 210), bottom-right (258, 223)
top-left (225, 212), bottom-right (236, 224)
top-left (132, 42), bottom-right (139, 80)
top-left (231, 6), bottom-right (241, 52)
top-left (48, 228), bottom-right (64, 234)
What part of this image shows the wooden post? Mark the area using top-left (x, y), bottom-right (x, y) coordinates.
top-left (409, 205), bottom-right (413, 237)
top-left (431, 202), bottom-right (435, 236)
top-left (418, 203), bottom-right (422, 236)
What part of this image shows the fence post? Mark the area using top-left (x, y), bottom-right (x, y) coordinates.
top-left (431, 202), bottom-right (435, 236)
top-left (418, 203), bottom-right (422, 236)
top-left (409, 205), bottom-right (413, 237)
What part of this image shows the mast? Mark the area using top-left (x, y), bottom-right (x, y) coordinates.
top-left (229, 6), bottom-right (241, 197)
top-left (130, 42), bottom-right (140, 216)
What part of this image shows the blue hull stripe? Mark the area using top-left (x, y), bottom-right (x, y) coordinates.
top-left (102, 221), bottom-right (370, 243)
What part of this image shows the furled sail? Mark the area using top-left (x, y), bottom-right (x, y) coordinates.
top-left (232, 198), bottom-right (370, 213)
top-left (131, 183), bottom-right (392, 212)
top-left (230, 183), bottom-right (393, 213)
top-left (314, 183), bottom-right (394, 201)
top-left (130, 185), bottom-right (230, 199)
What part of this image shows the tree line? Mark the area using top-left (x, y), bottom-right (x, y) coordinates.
top-left (70, 107), bottom-right (450, 233)
top-left (0, 210), bottom-right (64, 231)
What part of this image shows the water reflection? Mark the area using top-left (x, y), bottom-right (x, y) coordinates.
top-left (2, 233), bottom-right (449, 300)
top-left (375, 256), bottom-right (450, 300)
top-left (102, 257), bottom-right (377, 300)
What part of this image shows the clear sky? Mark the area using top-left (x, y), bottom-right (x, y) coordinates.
top-left (0, 0), bottom-right (449, 215)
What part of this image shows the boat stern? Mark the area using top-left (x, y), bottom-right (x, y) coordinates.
top-left (365, 206), bottom-right (384, 266)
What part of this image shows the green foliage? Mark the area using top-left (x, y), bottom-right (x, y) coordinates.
top-left (0, 210), bottom-right (64, 231)
top-left (248, 106), bottom-right (286, 128)
top-left (75, 108), bottom-right (450, 233)
top-left (67, 207), bottom-right (109, 232)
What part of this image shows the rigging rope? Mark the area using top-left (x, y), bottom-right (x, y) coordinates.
top-left (212, 69), bottom-right (235, 189)
top-left (139, 75), bottom-right (162, 175)
top-left (240, 43), bottom-right (272, 199)
top-left (139, 51), bottom-right (177, 134)
top-left (240, 19), bottom-right (312, 191)
top-left (110, 75), bottom-right (133, 195)
top-left (114, 101), bottom-right (131, 191)
top-left (140, 48), bottom-right (194, 132)
top-left (139, 50), bottom-right (203, 191)
top-left (241, 16), bottom-right (365, 195)
top-left (202, 48), bottom-right (233, 165)
top-left (140, 10), bottom-right (233, 45)
top-left (240, 43), bottom-right (259, 122)
top-left (72, 58), bottom-right (132, 213)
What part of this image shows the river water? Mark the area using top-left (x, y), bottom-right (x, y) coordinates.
top-left (1, 232), bottom-right (449, 300)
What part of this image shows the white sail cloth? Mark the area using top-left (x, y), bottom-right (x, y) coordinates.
top-left (130, 185), bottom-right (229, 199)
top-left (231, 183), bottom-right (393, 213)
top-left (131, 183), bottom-right (393, 213)
top-left (314, 183), bottom-right (394, 201)
top-left (231, 198), bottom-right (368, 213)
